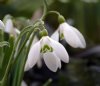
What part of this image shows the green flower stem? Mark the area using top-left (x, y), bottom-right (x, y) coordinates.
top-left (44, 0), bottom-right (48, 10)
top-left (42, 11), bottom-right (61, 20)
top-left (47, 11), bottom-right (60, 16)
top-left (41, 0), bottom-right (48, 20)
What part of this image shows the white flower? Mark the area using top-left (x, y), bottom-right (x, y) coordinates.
top-left (25, 36), bottom-right (69, 72)
top-left (5, 19), bottom-right (14, 34)
top-left (0, 19), bottom-right (20, 37)
top-left (51, 22), bottom-right (86, 48)
top-left (0, 20), bottom-right (5, 29)
top-left (5, 19), bottom-right (20, 37)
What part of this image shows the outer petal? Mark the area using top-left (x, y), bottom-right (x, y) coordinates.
top-left (15, 28), bottom-right (20, 35)
top-left (31, 36), bottom-right (39, 45)
top-left (26, 35), bottom-right (38, 47)
top-left (49, 38), bottom-right (69, 63)
top-left (51, 30), bottom-right (59, 41)
top-left (56, 56), bottom-right (61, 69)
top-left (0, 20), bottom-right (5, 29)
top-left (25, 41), bottom-right (40, 71)
top-left (40, 36), bottom-right (50, 45)
top-left (5, 19), bottom-right (14, 34)
top-left (43, 52), bottom-right (60, 72)
top-left (60, 23), bottom-right (84, 48)
top-left (36, 56), bottom-right (42, 68)
top-left (71, 26), bottom-right (86, 48)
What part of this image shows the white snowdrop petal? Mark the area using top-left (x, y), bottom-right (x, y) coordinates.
top-left (49, 38), bottom-right (69, 63)
top-left (25, 41), bottom-right (40, 71)
top-left (26, 35), bottom-right (38, 47)
top-left (0, 20), bottom-right (5, 29)
top-left (37, 56), bottom-right (42, 68)
top-left (5, 19), bottom-right (13, 33)
top-left (61, 23), bottom-right (84, 48)
top-left (31, 36), bottom-right (39, 45)
top-left (43, 52), bottom-right (59, 72)
top-left (40, 36), bottom-right (52, 49)
top-left (71, 26), bottom-right (86, 48)
top-left (40, 36), bottom-right (50, 45)
top-left (56, 56), bottom-right (61, 69)
top-left (51, 30), bottom-right (59, 41)
top-left (24, 61), bottom-right (31, 71)
top-left (15, 28), bottom-right (20, 35)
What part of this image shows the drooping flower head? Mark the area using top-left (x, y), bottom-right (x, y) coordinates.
top-left (51, 15), bottom-right (86, 48)
top-left (0, 19), bottom-right (20, 37)
top-left (25, 36), bottom-right (69, 72)
top-left (5, 19), bottom-right (20, 37)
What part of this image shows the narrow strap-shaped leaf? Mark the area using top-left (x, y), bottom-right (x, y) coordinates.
top-left (11, 28), bottom-right (39, 86)
top-left (11, 32), bottom-right (32, 86)
top-left (0, 29), bottom-right (4, 69)
top-left (43, 79), bottom-right (52, 86)
top-left (0, 35), bottom-right (14, 82)
top-left (0, 25), bottom-right (33, 86)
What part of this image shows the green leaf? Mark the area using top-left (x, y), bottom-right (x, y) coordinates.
top-left (11, 48), bottom-right (27, 86)
top-left (0, 30), bottom-right (4, 69)
top-left (0, 36), bottom-right (14, 82)
top-left (43, 79), bottom-right (52, 86)
top-left (0, 39), bottom-right (14, 86)
top-left (0, 41), bottom-right (10, 47)
top-left (11, 27), bottom-right (39, 86)
top-left (0, 26), bottom-right (32, 84)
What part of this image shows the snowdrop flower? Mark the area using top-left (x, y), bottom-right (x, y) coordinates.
top-left (5, 19), bottom-right (20, 37)
top-left (0, 19), bottom-right (20, 36)
top-left (0, 19), bottom-right (20, 37)
top-left (0, 20), bottom-right (5, 29)
top-left (25, 36), bottom-right (69, 72)
top-left (5, 19), bottom-right (14, 33)
top-left (51, 22), bottom-right (86, 48)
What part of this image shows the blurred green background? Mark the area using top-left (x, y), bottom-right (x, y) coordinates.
top-left (0, 0), bottom-right (100, 86)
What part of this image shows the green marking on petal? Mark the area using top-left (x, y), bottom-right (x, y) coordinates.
top-left (40, 44), bottom-right (53, 53)
top-left (60, 33), bottom-right (64, 40)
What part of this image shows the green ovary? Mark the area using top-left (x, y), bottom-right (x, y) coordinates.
top-left (40, 44), bottom-right (53, 53)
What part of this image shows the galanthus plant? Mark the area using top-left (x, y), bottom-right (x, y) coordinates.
top-left (0, 0), bottom-right (86, 86)
top-left (25, 35), bottom-right (69, 72)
